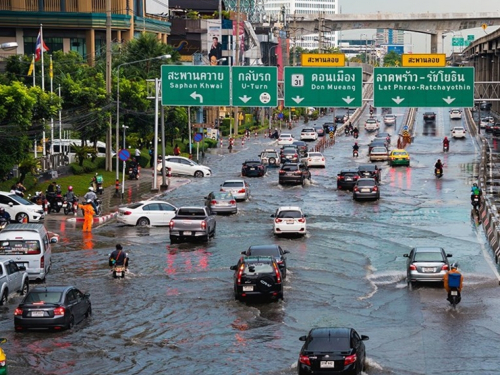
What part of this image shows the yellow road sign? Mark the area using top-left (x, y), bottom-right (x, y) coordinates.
top-left (402, 54), bottom-right (446, 67)
top-left (301, 53), bottom-right (345, 67)
top-left (482, 23), bottom-right (488, 30)
top-left (329, 132), bottom-right (334, 139)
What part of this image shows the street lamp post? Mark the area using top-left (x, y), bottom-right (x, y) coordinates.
top-left (121, 125), bottom-right (129, 197)
top-left (115, 55), bottom-right (171, 180)
top-left (0, 42), bottom-right (18, 51)
top-left (360, 33), bottom-right (368, 63)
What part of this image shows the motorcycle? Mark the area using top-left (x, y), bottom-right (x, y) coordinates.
top-left (128, 167), bottom-right (139, 180)
top-left (443, 143), bottom-right (449, 152)
top-left (353, 131), bottom-right (359, 139)
top-left (471, 194), bottom-right (481, 213)
top-left (94, 199), bottom-right (102, 217)
top-left (91, 174), bottom-right (104, 195)
top-left (345, 127), bottom-right (350, 136)
top-left (448, 287), bottom-right (461, 309)
top-left (63, 196), bottom-right (79, 215)
top-left (46, 187), bottom-right (64, 213)
top-left (0, 217), bottom-right (8, 231)
top-left (30, 191), bottom-right (49, 212)
top-left (108, 254), bottom-right (129, 278)
top-left (435, 168), bottom-right (443, 178)
top-left (353, 150), bottom-right (359, 158)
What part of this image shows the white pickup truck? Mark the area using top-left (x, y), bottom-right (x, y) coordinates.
top-left (0, 259), bottom-right (30, 305)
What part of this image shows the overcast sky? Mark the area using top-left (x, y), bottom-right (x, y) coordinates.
top-left (340, 0), bottom-right (500, 54)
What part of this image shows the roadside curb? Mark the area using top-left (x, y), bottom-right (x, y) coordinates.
top-left (67, 212), bottom-right (117, 223)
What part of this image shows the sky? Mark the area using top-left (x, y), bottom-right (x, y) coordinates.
top-left (339, 0), bottom-right (500, 54)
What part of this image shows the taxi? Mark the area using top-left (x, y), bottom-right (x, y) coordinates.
top-left (389, 149), bottom-right (410, 167)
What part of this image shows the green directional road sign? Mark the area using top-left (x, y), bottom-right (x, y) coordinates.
top-left (232, 67), bottom-right (277, 107)
top-left (284, 67), bottom-right (363, 108)
top-left (452, 37), bottom-right (464, 47)
top-left (161, 65), bottom-right (231, 106)
top-left (373, 67), bottom-right (474, 108)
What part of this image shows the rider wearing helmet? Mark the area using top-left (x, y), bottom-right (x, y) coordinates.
top-left (443, 136), bottom-right (449, 147)
top-left (65, 185), bottom-right (76, 203)
top-left (352, 142), bottom-right (359, 152)
top-left (435, 159), bottom-right (443, 175)
top-left (83, 187), bottom-right (97, 213)
top-left (471, 182), bottom-right (482, 196)
top-left (443, 262), bottom-right (463, 304)
top-left (0, 207), bottom-right (11, 222)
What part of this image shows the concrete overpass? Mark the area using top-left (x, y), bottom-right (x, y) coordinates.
top-left (296, 12), bottom-right (500, 54)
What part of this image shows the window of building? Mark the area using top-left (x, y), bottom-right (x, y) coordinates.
top-left (24, 36), bottom-right (63, 56)
top-left (70, 38), bottom-right (87, 57)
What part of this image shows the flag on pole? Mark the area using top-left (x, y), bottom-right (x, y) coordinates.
top-left (35, 27), bottom-right (49, 62)
top-left (27, 56), bottom-right (35, 76)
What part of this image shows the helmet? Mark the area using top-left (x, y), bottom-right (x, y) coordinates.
top-left (68, 186), bottom-right (73, 191)
top-left (0, 208), bottom-right (4, 213)
top-left (444, 136), bottom-right (448, 140)
top-left (88, 187), bottom-right (94, 192)
top-left (437, 159), bottom-right (441, 163)
top-left (473, 183), bottom-right (478, 187)
top-left (116, 244), bottom-right (123, 250)
top-left (450, 262), bottom-right (459, 270)
top-left (86, 199), bottom-right (92, 203)
top-left (354, 142), bottom-right (358, 145)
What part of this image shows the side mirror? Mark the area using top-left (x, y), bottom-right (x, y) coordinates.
top-left (84, 293), bottom-right (91, 298)
top-left (403, 254), bottom-right (409, 257)
top-left (361, 335), bottom-right (369, 341)
top-left (447, 254), bottom-right (453, 257)
top-left (18, 266), bottom-right (26, 271)
top-left (241, 251), bottom-right (246, 255)
top-left (271, 214), bottom-right (275, 218)
top-left (303, 214), bottom-right (308, 218)
top-left (229, 265), bottom-right (237, 271)
top-left (283, 250), bottom-right (290, 254)
top-left (50, 237), bottom-right (58, 243)
top-left (299, 335), bottom-right (307, 341)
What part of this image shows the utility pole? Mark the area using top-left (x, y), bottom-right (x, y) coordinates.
top-left (292, 11), bottom-right (297, 66)
top-left (317, 12), bottom-right (323, 54)
top-left (105, 0), bottom-right (112, 171)
top-left (233, 0), bottom-right (241, 137)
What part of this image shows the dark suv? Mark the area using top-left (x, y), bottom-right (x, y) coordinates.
top-left (229, 256), bottom-right (283, 301)
top-left (337, 168), bottom-right (360, 190)
top-left (279, 162), bottom-right (311, 186)
top-left (423, 112), bottom-right (436, 122)
top-left (241, 244), bottom-right (290, 279)
top-left (292, 141), bottom-right (308, 157)
top-left (323, 122), bottom-right (337, 134)
top-left (358, 164), bottom-right (381, 183)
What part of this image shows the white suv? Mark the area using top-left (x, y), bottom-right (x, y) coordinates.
top-left (449, 109), bottom-right (462, 120)
top-left (259, 149), bottom-right (280, 167)
top-left (0, 192), bottom-right (44, 223)
top-left (271, 206), bottom-right (307, 236)
top-left (156, 156), bottom-right (211, 177)
top-left (300, 128), bottom-right (318, 141)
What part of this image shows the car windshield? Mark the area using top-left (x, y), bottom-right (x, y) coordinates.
top-left (357, 180), bottom-right (375, 187)
top-left (392, 151), bottom-right (408, 156)
top-left (359, 165), bottom-right (376, 171)
top-left (245, 263), bottom-right (273, 274)
top-left (342, 172), bottom-right (358, 177)
top-left (282, 165), bottom-right (298, 171)
top-left (249, 247), bottom-right (279, 256)
top-left (309, 153), bottom-right (322, 157)
top-left (280, 134), bottom-right (292, 138)
top-left (414, 252), bottom-right (444, 262)
top-left (214, 192), bottom-right (234, 200)
top-left (245, 161), bottom-right (261, 166)
top-left (177, 208), bottom-right (206, 216)
top-left (25, 291), bottom-right (63, 304)
top-left (283, 149), bottom-right (296, 154)
top-left (305, 337), bottom-right (350, 351)
top-left (277, 210), bottom-right (302, 218)
top-left (371, 147), bottom-right (387, 153)
top-left (302, 129), bottom-right (314, 132)
top-left (222, 182), bottom-right (244, 188)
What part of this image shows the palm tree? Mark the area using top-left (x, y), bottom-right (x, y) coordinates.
top-left (18, 156), bottom-right (41, 183)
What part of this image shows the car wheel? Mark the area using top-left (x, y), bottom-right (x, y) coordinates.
top-left (269, 157), bottom-right (276, 165)
top-left (15, 213), bottom-right (29, 223)
top-left (20, 281), bottom-right (29, 296)
top-left (301, 178), bottom-right (305, 187)
top-left (194, 171), bottom-right (204, 178)
top-left (66, 315), bottom-right (75, 330)
top-left (85, 306), bottom-right (92, 318)
top-left (0, 290), bottom-right (7, 306)
top-left (211, 224), bottom-right (216, 238)
top-left (137, 217), bottom-right (150, 226)
top-left (257, 275), bottom-right (275, 293)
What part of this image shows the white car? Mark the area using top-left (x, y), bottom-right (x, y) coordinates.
top-left (156, 156), bottom-right (211, 177)
top-left (364, 118), bottom-right (380, 132)
top-left (369, 146), bottom-right (389, 162)
top-left (480, 116), bottom-right (494, 128)
top-left (271, 206), bottom-right (307, 236)
top-left (0, 192), bottom-right (44, 223)
top-left (277, 133), bottom-right (295, 146)
top-left (303, 152), bottom-right (326, 168)
top-left (449, 109), bottom-right (462, 120)
top-left (451, 126), bottom-right (466, 138)
top-left (300, 128), bottom-right (318, 141)
top-left (383, 114), bottom-right (396, 126)
top-left (117, 200), bottom-right (177, 226)
top-left (259, 149), bottom-right (280, 166)
top-left (220, 180), bottom-right (250, 201)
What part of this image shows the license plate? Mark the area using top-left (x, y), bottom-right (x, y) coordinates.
top-left (345, 177), bottom-right (352, 181)
top-left (250, 167), bottom-right (255, 170)
top-left (320, 361), bottom-right (335, 368)
top-left (31, 311), bottom-right (44, 317)
top-left (422, 267), bottom-right (435, 272)
top-left (451, 290), bottom-right (458, 296)
top-left (243, 286), bottom-right (254, 291)
top-left (218, 202), bottom-right (229, 206)
top-left (62, 203), bottom-right (67, 207)
top-left (57, 202), bottom-right (62, 206)
top-left (183, 231), bottom-right (192, 235)
top-left (286, 220), bottom-right (294, 224)
top-left (361, 188), bottom-right (370, 193)
top-left (115, 271), bottom-right (122, 277)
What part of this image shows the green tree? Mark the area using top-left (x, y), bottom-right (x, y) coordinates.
top-left (17, 155), bottom-right (41, 184)
top-left (383, 51), bottom-right (402, 67)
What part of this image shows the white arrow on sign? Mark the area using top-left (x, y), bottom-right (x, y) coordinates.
top-left (291, 96), bottom-right (304, 104)
top-left (443, 96), bottom-right (456, 104)
top-left (239, 95), bottom-right (252, 103)
top-left (392, 96), bottom-right (405, 105)
top-left (342, 96), bottom-right (355, 104)
top-left (190, 91), bottom-right (203, 103)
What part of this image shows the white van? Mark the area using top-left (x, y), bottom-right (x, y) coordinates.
top-left (51, 139), bottom-right (114, 164)
top-left (0, 224), bottom-right (54, 281)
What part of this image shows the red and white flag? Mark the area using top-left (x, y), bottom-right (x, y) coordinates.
top-left (35, 28), bottom-right (49, 62)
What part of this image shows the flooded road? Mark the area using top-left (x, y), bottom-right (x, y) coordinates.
top-left (4, 108), bottom-right (500, 375)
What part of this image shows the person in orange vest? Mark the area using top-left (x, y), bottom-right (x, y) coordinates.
top-left (79, 200), bottom-right (95, 232)
top-left (115, 179), bottom-right (120, 197)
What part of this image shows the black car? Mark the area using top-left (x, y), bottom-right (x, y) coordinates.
top-left (315, 126), bottom-right (325, 137)
top-left (241, 160), bottom-right (266, 177)
top-left (423, 112), bottom-right (436, 122)
top-left (281, 148), bottom-right (300, 163)
top-left (298, 327), bottom-right (369, 375)
top-left (353, 178), bottom-right (380, 201)
top-left (241, 244), bottom-right (290, 278)
top-left (358, 164), bottom-right (381, 182)
top-left (323, 122), bottom-right (337, 134)
top-left (229, 256), bottom-right (283, 301)
top-left (337, 168), bottom-right (360, 191)
top-left (334, 114), bottom-right (346, 124)
top-left (14, 286), bottom-right (91, 331)
top-left (292, 141), bottom-right (308, 157)
top-left (368, 139), bottom-right (388, 153)
top-left (279, 163), bottom-right (311, 186)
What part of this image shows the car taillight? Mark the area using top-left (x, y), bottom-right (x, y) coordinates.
top-left (123, 211), bottom-right (132, 215)
top-left (236, 264), bottom-right (245, 284)
top-left (229, 200), bottom-right (236, 204)
top-left (344, 354), bottom-right (357, 366)
top-left (373, 186), bottom-right (378, 191)
top-left (220, 188), bottom-right (225, 192)
top-left (353, 187), bottom-right (359, 192)
top-left (410, 264), bottom-right (417, 270)
top-left (308, 158), bottom-right (312, 162)
top-left (354, 175), bottom-right (359, 180)
top-left (321, 158), bottom-right (324, 161)
top-left (40, 255), bottom-right (44, 268)
top-left (0, 360), bottom-right (5, 367)
top-left (294, 171), bottom-right (302, 175)
top-left (169, 220), bottom-right (175, 229)
top-left (238, 189), bottom-right (246, 193)
top-left (273, 263), bottom-right (281, 283)
top-left (442, 264), bottom-right (449, 271)
top-left (201, 220), bottom-right (207, 230)
top-left (14, 307), bottom-right (22, 316)
top-left (275, 218), bottom-right (283, 223)
top-left (299, 355), bottom-right (311, 366)
top-left (54, 307), bottom-right (65, 316)
top-left (298, 218), bottom-right (306, 223)
top-left (294, 154), bottom-right (298, 158)
top-left (278, 138), bottom-right (282, 141)
top-left (279, 170), bottom-right (286, 174)
top-left (337, 176), bottom-right (344, 180)
top-left (211, 200), bottom-right (217, 205)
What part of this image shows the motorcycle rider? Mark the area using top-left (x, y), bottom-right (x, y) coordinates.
top-left (443, 136), bottom-right (450, 150)
top-left (352, 142), bottom-right (360, 156)
top-left (109, 244), bottom-right (129, 269)
top-left (83, 187), bottom-right (98, 214)
top-left (435, 159), bottom-right (444, 175)
top-left (0, 208), bottom-right (11, 223)
top-left (471, 182), bottom-right (482, 197)
top-left (443, 262), bottom-right (463, 304)
top-left (65, 186), bottom-right (77, 213)
top-left (129, 157), bottom-right (139, 179)
top-left (352, 126), bottom-right (359, 137)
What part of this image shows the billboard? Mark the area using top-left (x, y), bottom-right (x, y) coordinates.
top-left (388, 45), bottom-right (404, 54)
